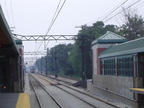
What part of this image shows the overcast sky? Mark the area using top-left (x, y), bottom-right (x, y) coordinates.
top-left (0, 0), bottom-right (144, 64)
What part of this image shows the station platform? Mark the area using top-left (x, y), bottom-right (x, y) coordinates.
top-left (0, 93), bottom-right (30, 108)
top-left (130, 88), bottom-right (144, 94)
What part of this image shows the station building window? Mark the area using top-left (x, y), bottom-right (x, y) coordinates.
top-left (100, 56), bottom-right (134, 77)
top-left (103, 59), bottom-right (115, 75)
top-left (117, 57), bottom-right (133, 77)
top-left (100, 60), bottom-right (103, 75)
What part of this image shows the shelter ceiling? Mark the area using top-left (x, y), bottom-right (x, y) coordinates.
top-left (0, 28), bottom-right (10, 44)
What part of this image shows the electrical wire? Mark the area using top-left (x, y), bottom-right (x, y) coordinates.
top-left (101, 0), bottom-right (128, 21)
top-left (10, 0), bottom-right (16, 30)
top-left (43, 0), bottom-right (62, 50)
top-left (133, 0), bottom-right (144, 10)
top-left (30, 0), bottom-right (64, 54)
top-left (45, 0), bottom-right (67, 35)
top-left (4, 0), bottom-right (12, 26)
top-left (85, 0), bottom-right (141, 26)
top-left (85, 0), bottom-right (129, 25)
top-left (43, 0), bottom-right (67, 49)
top-left (104, 0), bottom-right (141, 23)
top-left (45, 0), bottom-right (62, 35)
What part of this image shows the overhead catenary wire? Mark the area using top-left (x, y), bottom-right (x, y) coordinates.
top-left (45, 0), bottom-right (67, 35)
top-left (85, 0), bottom-right (141, 26)
top-left (45, 0), bottom-right (62, 35)
top-left (85, 0), bottom-right (129, 26)
top-left (132, 0), bottom-right (144, 11)
top-left (36, 0), bottom-right (62, 51)
top-left (44, 0), bottom-right (67, 49)
top-left (10, 0), bottom-right (16, 31)
top-left (103, 0), bottom-right (141, 23)
top-left (44, 0), bottom-right (62, 50)
top-left (35, 0), bottom-right (67, 61)
top-left (4, 0), bottom-right (12, 26)
top-left (124, 0), bottom-right (139, 7)
top-left (101, 0), bottom-right (128, 22)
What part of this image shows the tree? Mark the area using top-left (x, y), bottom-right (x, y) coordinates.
top-left (68, 21), bottom-right (118, 79)
top-left (35, 44), bottom-right (74, 75)
top-left (120, 9), bottom-right (144, 40)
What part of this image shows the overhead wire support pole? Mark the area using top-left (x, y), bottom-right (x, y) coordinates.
top-left (44, 37), bottom-right (46, 50)
top-left (41, 58), bottom-right (42, 74)
top-left (75, 25), bottom-right (88, 81)
top-left (78, 35), bottom-right (87, 81)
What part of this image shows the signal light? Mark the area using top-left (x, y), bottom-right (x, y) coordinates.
top-left (0, 45), bottom-right (2, 47)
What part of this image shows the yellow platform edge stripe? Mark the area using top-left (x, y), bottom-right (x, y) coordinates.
top-left (16, 93), bottom-right (30, 108)
top-left (130, 88), bottom-right (144, 94)
top-left (130, 88), bottom-right (144, 92)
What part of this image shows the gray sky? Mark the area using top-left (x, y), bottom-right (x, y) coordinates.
top-left (0, 0), bottom-right (144, 65)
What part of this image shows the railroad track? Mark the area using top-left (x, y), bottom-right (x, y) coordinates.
top-left (29, 75), bottom-right (63, 108)
top-left (45, 75), bottom-right (119, 107)
top-left (32, 73), bottom-right (119, 108)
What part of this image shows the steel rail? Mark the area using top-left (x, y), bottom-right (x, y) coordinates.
top-left (29, 75), bottom-right (43, 108)
top-left (51, 76), bottom-right (119, 108)
top-left (39, 74), bottom-right (119, 108)
top-left (35, 74), bottom-right (99, 108)
top-left (30, 74), bottom-right (63, 108)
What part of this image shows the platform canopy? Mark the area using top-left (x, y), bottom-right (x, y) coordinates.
top-left (0, 6), bottom-right (19, 55)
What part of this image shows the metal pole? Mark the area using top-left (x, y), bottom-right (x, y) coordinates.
top-left (41, 58), bottom-right (42, 74)
top-left (46, 57), bottom-right (47, 75)
top-left (55, 51), bottom-right (57, 75)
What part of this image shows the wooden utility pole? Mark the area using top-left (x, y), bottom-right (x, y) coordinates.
top-left (75, 26), bottom-right (87, 80)
top-left (80, 35), bottom-right (86, 81)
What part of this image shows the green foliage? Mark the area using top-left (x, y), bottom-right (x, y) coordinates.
top-left (68, 21), bottom-right (118, 79)
top-left (68, 44), bottom-right (81, 76)
top-left (119, 10), bottom-right (144, 40)
top-left (35, 44), bottom-right (74, 75)
top-left (36, 15), bottom-right (144, 79)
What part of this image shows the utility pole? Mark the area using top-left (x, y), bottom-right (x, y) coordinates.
top-left (46, 48), bottom-right (49, 75)
top-left (54, 50), bottom-right (57, 76)
top-left (41, 57), bottom-right (42, 74)
top-left (80, 35), bottom-right (86, 81)
top-left (45, 57), bottom-right (47, 75)
top-left (75, 25), bottom-right (87, 81)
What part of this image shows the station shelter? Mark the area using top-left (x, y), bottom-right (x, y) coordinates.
top-left (87, 31), bottom-right (144, 108)
top-left (0, 6), bottom-right (24, 93)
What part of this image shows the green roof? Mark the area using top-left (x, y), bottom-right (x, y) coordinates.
top-left (99, 37), bottom-right (144, 58)
top-left (92, 31), bottom-right (127, 45)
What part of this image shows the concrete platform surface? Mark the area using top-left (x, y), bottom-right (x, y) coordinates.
top-left (0, 93), bottom-right (30, 108)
